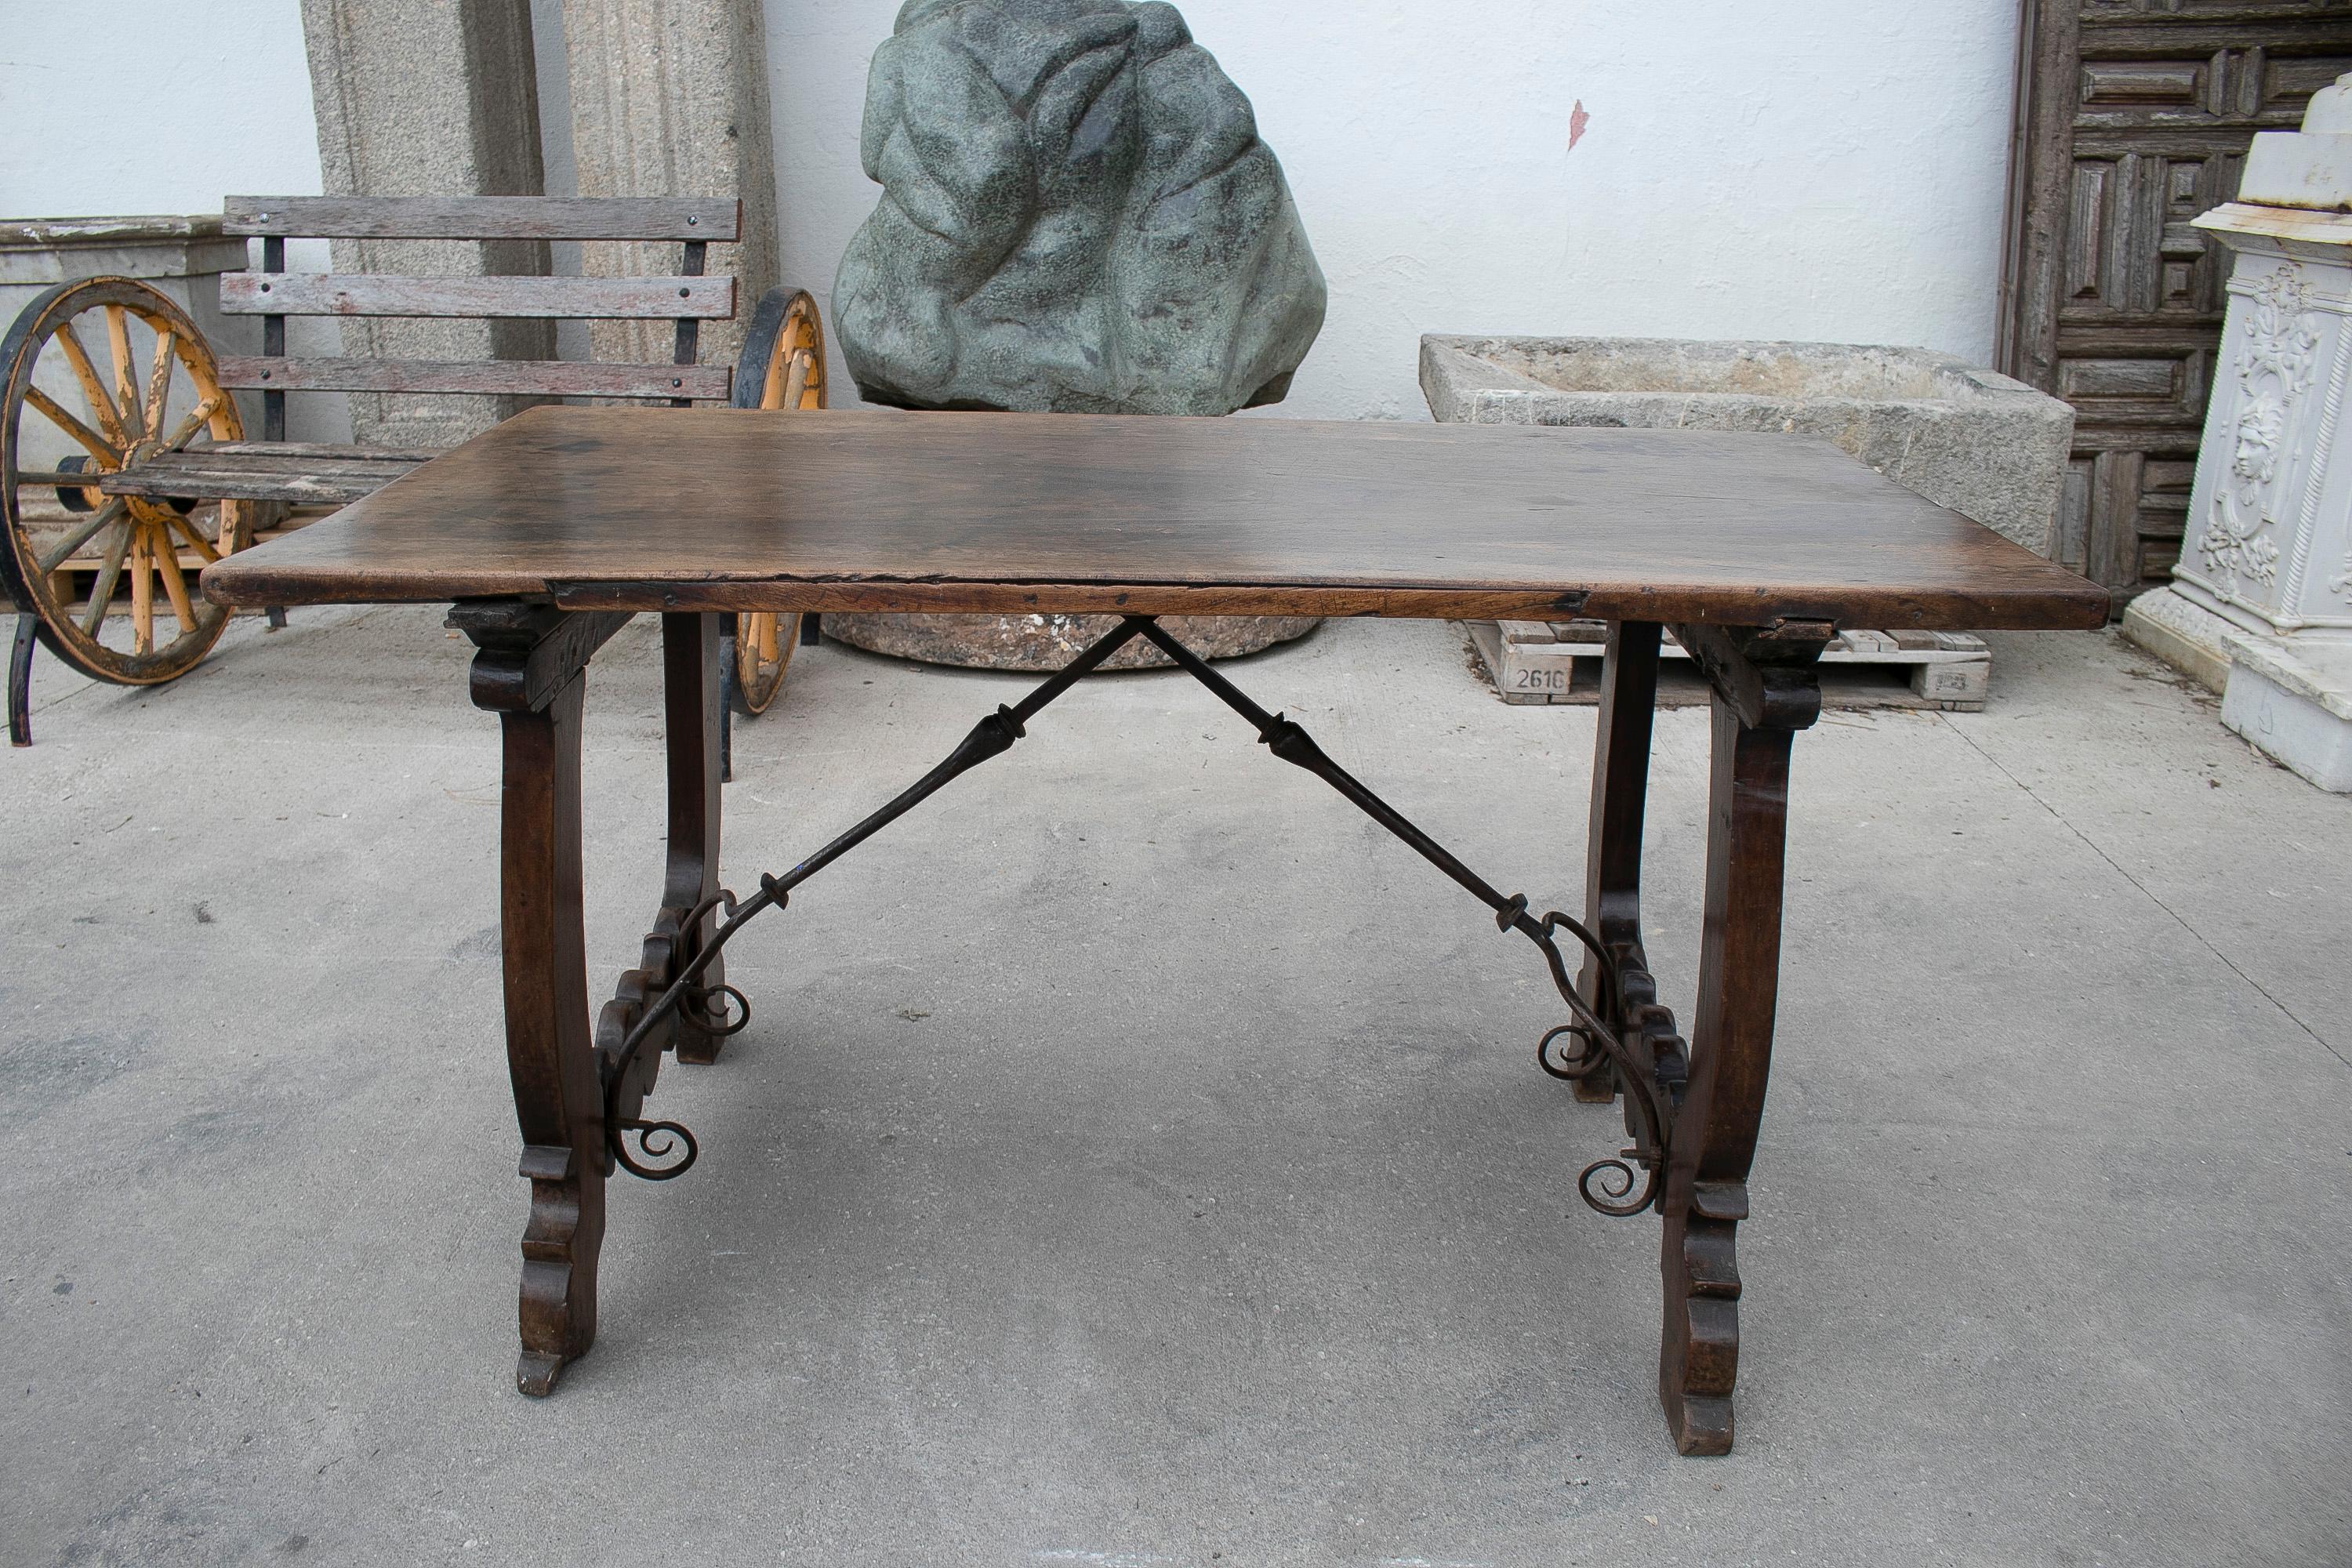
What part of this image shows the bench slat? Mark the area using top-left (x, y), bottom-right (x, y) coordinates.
top-left (199, 441), bottom-right (447, 462)
top-left (223, 195), bottom-right (740, 242)
top-left (218, 356), bottom-right (734, 401)
top-left (100, 448), bottom-right (432, 506)
top-left (219, 273), bottom-right (735, 320)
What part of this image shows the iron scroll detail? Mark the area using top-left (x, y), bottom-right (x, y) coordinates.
top-left (612, 1119), bottom-right (699, 1181)
top-left (602, 615), bottom-right (1682, 1216)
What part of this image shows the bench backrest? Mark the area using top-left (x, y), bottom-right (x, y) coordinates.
top-left (217, 196), bottom-right (744, 440)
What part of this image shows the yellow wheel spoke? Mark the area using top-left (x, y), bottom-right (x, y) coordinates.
top-left (165, 510), bottom-right (222, 564)
top-left (36, 496), bottom-right (128, 574)
top-left (80, 519), bottom-right (132, 636)
top-left (129, 524), bottom-right (154, 655)
top-left (142, 326), bottom-right (178, 439)
top-left (152, 528), bottom-right (198, 633)
top-left (103, 304), bottom-right (143, 441)
top-left (25, 385), bottom-right (121, 466)
top-left (154, 392), bottom-right (223, 455)
top-left (53, 322), bottom-right (129, 448)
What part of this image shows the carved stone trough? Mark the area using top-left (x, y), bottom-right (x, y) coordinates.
top-left (1419, 336), bottom-right (2074, 555)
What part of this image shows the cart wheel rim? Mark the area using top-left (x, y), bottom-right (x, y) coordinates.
top-left (754, 290), bottom-right (826, 414)
top-left (0, 276), bottom-right (247, 686)
top-left (727, 287), bottom-right (827, 717)
top-left (734, 612), bottom-right (797, 713)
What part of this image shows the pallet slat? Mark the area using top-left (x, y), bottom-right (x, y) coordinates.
top-left (223, 194), bottom-right (741, 242)
top-left (219, 272), bottom-right (735, 320)
top-left (217, 355), bottom-right (734, 400)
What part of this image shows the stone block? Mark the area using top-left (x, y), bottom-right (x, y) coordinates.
top-left (300, 0), bottom-right (553, 448)
top-left (2119, 585), bottom-right (2234, 694)
top-left (560, 0), bottom-right (778, 378)
top-left (1420, 336), bottom-right (2075, 556)
top-left (2221, 633), bottom-right (2352, 791)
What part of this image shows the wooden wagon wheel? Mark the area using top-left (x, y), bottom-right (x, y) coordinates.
top-left (0, 277), bottom-right (252, 691)
top-left (726, 287), bottom-right (827, 717)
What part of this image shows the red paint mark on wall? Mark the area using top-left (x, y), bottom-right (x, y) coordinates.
top-left (1568, 100), bottom-right (1590, 152)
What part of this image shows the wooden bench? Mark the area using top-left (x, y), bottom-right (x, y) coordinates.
top-left (86, 194), bottom-right (828, 764)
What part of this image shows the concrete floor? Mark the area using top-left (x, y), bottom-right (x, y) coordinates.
top-left (1, 608), bottom-right (2346, 1567)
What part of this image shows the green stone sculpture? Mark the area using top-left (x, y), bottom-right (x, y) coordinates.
top-left (833, 0), bottom-right (1327, 416)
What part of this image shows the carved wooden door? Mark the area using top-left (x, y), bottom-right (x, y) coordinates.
top-left (1998, 0), bottom-right (2352, 610)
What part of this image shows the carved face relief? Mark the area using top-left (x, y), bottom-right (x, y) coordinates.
top-left (2230, 394), bottom-right (2285, 503)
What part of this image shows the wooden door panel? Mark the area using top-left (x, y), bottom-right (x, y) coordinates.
top-left (2058, 150), bottom-right (2238, 321)
top-left (2001, 0), bottom-right (2352, 609)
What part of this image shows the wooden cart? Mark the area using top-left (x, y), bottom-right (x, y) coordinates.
top-left (2, 195), bottom-right (828, 765)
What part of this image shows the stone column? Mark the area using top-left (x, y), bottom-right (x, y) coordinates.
top-left (2122, 74), bottom-right (2352, 791)
top-left (558, 0), bottom-right (778, 379)
top-left (299, 0), bottom-right (554, 447)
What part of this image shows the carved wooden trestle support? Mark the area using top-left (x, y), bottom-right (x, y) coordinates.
top-left (458, 601), bottom-right (1826, 1452)
top-left (456, 602), bottom-right (729, 1396)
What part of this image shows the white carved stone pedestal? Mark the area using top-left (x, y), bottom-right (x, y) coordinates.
top-left (2123, 74), bottom-right (2352, 792)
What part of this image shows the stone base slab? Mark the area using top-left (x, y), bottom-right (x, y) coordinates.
top-left (2122, 586), bottom-right (2352, 790)
top-left (2120, 587), bottom-right (2235, 692)
top-left (824, 613), bottom-right (1319, 672)
top-left (2220, 631), bottom-right (2352, 792)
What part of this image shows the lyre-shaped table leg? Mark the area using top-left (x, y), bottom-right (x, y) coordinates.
top-left (456, 601), bottom-right (631, 1396)
top-left (495, 676), bottom-right (603, 1396)
top-left (1657, 622), bottom-right (1826, 1454)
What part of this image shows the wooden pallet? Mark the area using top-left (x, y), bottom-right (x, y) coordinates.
top-left (1468, 619), bottom-right (1992, 710)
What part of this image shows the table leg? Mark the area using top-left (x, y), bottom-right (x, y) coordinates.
top-left (1576, 621), bottom-right (1664, 1103)
top-left (495, 674), bottom-right (604, 1396)
top-left (662, 612), bottom-right (728, 1065)
top-left (1657, 622), bottom-right (1827, 1454)
top-left (456, 601), bottom-right (632, 1395)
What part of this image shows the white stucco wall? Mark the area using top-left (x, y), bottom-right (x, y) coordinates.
top-left (0, 1), bottom-right (2024, 425)
top-left (0, 0), bottom-right (322, 217)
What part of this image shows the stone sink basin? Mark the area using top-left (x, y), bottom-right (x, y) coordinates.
top-left (1419, 335), bottom-right (2073, 555)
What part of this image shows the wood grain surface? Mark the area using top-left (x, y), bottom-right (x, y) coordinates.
top-left (200, 406), bottom-right (2111, 630)
top-left (223, 194), bottom-right (741, 242)
top-left (107, 445), bottom-right (433, 506)
top-left (219, 274), bottom-right (734, 321)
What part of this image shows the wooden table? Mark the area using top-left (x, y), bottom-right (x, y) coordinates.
top-left (202, 405), bottom-right (2106, 1455)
